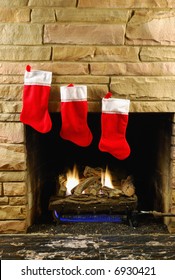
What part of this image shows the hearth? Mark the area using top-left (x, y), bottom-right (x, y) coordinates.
top-left (26, 112), bottom-right (172, 228)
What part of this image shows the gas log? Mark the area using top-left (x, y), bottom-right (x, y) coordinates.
top-left (71, 176), bottom-right (101, 196)
top-left (57, 166), bottom-right (135, 198)
top-left (83, 166), bottom-right (102, 178)
top-left (57, 174), bottom-right (67, 196)
top-left (49, 194), bottom-right (138, 214)
top-left (49, 166), bottom-right (137, 214)
top-left (121, 176), bottom-right (135, 197)
top-left (102, 186), bottom-right (123, 198)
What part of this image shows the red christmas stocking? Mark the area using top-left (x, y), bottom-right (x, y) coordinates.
top-left (60, 84), bottom-right (93, 147)
top-left (20, 65), bottom-right (52, 133)
top-left (98, 93), bottom-right (130, 160)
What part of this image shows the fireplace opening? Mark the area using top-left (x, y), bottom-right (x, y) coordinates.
top-left (26, 113), bottom-right (172, 226)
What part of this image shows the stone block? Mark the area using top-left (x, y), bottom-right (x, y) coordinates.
top-left (44, 23), bottom-right (125, 45)
top-left (91, 62), bottom-right (175, 76)
top-left (56, 8), bottom-right (129, 24)
top-left (87, 85), bottom-right (109, 100)
top-left (0, 122), bottom-right (24, 144)
top-left (53, 46), bottom-right (95, 61)
top-left (0, 144), bottom-right (26, 171)
top-left (9, 196), bottom-right (27, 205)
top-left (0, 205), bottom-right (26, 219)
top-left (140, 47), bottom-right (175, 61)
top-left (0, 197), bottom-right (8, 205)
top-left (0, 46), bottom-right (51, 61)
top-left (51, 63), bottom-right (89, 75)
top-left (0, 75), bottom-right (23, 84)
top-left (53, 46), bottom-right (139, 62)
top-left (93, 46), bottom-right (139, 62)
top-left (0, 101), bottom-right (22, 113)
top-left (0, 85), bottom-right (22, 101)
top-left (52, 75), bottom-right (109, 84)
top-left (31, 8), bottom-right (56, 23)
top-left (0, 220), bottom-right (27, 233)
top-left (110, 77), bottom-right (175, 100)
top-left (28, 0), bottom-right (77, 6)
top-left (78, 0), bottom-right (174, 8)
top-left (126, 10), bottom-right (175, 45)
top-left (0, 62), bottom-right (27, 74)
top-left (0, 114), bottom-right (19, 122)
top-left (0, 23), bottom-right (42, 45)
top-left (0, 7), bottom-right (30, 22)
top-left (3, 182), bottom-right (26, 196)
top-left (0, 0), bottom-right (28, 7)
top-left (0, 171), bottom-right (26, 182)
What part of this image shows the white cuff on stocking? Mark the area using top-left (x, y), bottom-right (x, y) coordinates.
top-left (102, 98), bottom-right (130, 114)
top-left (24, 70), bottom-right (52, 86)
top-left (60, 85), bottom-right (87, 102)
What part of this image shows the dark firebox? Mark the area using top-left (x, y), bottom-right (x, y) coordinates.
top-left (26, 113), bottom-right (172, 226)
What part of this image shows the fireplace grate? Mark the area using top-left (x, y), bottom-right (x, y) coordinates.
top-left (50, 194), bottom-right (138, 227)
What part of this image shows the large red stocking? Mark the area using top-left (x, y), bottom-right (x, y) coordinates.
top-left (20, 65), bottom-right (52, 133)
top-left (98, 93), bottom-right (130, 160)
top-left (60, 84), bottom-right (93, 147)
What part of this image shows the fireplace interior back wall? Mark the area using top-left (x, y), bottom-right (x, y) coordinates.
top-left (26, 113), bottom-right (172, 224)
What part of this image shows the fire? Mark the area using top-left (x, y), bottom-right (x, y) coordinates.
top-left (101, 166), bottom-right (114, 189)
top-left (65, 165), bottom-right (114, 196)
top-left (66, 165), bottom-right (80, 195)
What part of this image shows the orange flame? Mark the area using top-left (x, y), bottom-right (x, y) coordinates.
top-left (66, 165), bottom-right (80, 196)
top-left (101, 166), bottom-right (114, 189)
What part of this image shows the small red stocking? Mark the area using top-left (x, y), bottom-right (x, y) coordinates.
top-left (60, 84), bottom-right (93, 147)
top-left (20, 65), bottom-right (52, 133)
top-left (98, 93), bottom-right (130, 160)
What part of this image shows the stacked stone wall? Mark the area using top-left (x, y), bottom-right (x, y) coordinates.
top-left (0, 0), bottom-right (175, 233)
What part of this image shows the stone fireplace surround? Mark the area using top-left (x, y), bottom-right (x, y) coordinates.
top-left (0, 0), bottom-right (175, 233)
